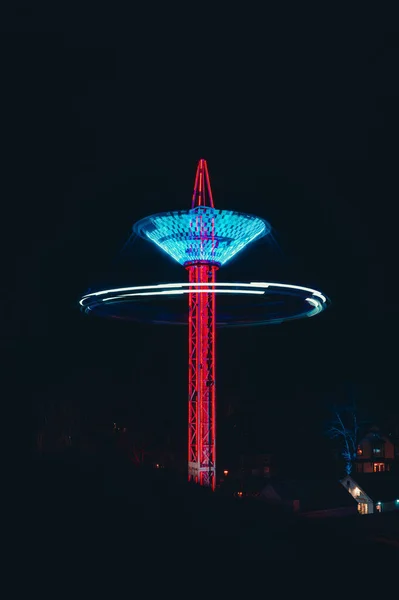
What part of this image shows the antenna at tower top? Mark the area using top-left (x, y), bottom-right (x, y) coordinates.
top-left (191, 158), bottom-right (215, 209)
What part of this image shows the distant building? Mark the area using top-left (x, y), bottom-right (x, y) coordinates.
top-left (239, 453), bottom-right (273, 477)
top-left (260, 479), bottom-right (358, 518)
top-left (354, 427), bottom-right (396, 473)
top-left (225, 475), bottom-right (358, 517)
top-left (341, 473), bottom-right (399, 515)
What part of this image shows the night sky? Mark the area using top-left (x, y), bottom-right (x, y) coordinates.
top-left (5, 7), bottom-right (399, 465)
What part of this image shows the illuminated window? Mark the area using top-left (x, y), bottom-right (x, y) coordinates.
top-left (358, 503), bottom-right (368, 515)
top-left (373, 462), bottom-right (385, 472)
top-left (376, 502), bottom-right (382, 513)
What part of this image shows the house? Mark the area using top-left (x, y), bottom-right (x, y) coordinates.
top-left (239, 453), bottom-right (273, 477)
top-left (354, 427), bottom-right (395, 473)
top-left (260, 478), bottom-right (358, 518)
top-left (341, 472), bottom-right (399, 515)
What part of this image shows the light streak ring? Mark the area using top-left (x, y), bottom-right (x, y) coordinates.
top-left (79, 281), bottom-right (330, 327)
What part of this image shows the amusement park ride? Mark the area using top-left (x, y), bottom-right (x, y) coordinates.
top-left (79, 159), bottom-right (329, 489)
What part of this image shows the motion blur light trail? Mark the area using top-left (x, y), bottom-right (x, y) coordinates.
top-left (79, 281), bottom-right (328, 325)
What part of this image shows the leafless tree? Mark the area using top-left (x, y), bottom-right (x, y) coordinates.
top-left (327, 405), bottom-right (359, 475)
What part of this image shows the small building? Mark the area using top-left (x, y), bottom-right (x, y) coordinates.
top-left (354, 427), bottom-right (395, 473)
top-left (260, 478), bottom-right (358, 518)
top-left (341, 473), bottom-right (399, 515)
top-left (239, 453), bottom-right (273, 477)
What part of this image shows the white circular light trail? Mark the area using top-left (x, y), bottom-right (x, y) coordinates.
top-left (79, 281), bottom-right (329, 323)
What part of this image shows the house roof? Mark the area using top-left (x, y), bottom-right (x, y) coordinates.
top-left (262, 478), bottom-right (358, 511)
top-left (349, 473), bottom-right (399, 502)
top-left (226, 474), bottom-right (268, 494)
top-left (359, 427), bottom-right (390, 443)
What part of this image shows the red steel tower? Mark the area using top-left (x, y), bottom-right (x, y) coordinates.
top-left (187, 160), bottom-right (217, 488)
top-left (130, 159), bottom-right (270, 488)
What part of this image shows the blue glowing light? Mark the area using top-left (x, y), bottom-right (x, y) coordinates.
top-left (133, 206), bottom-right (270, 266)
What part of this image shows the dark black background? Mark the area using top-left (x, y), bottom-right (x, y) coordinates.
top-left (3, 5), bottom-right (398, 469)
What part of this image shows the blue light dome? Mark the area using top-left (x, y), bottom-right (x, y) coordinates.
top-left (133, 206), bottom-right (271, 266)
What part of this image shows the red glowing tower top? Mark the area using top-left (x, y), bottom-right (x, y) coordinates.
top-left (191, 158), bottom-right (214, 208)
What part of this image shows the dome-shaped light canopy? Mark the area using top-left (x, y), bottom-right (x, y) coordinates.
top-left (133, 206), bottom-right (270, 266)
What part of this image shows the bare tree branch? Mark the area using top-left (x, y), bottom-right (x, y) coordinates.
top-left (326, 405), bottom-right (360, 475)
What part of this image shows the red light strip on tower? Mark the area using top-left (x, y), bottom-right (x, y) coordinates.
top-left (187, 263), bottom-right (217, 489)
top-left (191, 162), bottom-right (200, 208)
top-left (187, 159), bottom-right (217, 488)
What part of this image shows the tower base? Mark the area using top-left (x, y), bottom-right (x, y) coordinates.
top-left (188, 462), bottom-right (216, 488)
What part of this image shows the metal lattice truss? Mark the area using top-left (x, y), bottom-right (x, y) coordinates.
top-left (187, 264), bottom-right (217, 489)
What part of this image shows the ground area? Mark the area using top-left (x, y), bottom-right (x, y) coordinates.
top-left (29, 453), bottom-right (399, 562)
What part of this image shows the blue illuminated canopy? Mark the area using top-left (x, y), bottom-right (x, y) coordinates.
top-left (133, 206), bottom-right (271, 266)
